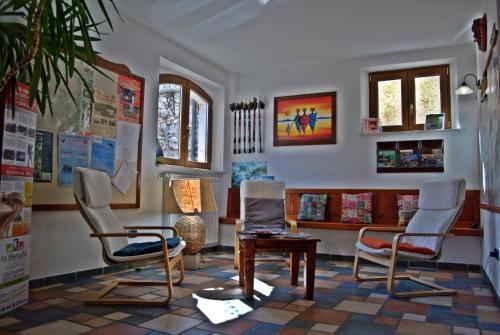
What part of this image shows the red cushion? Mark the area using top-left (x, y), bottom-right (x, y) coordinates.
top-left (361, 237), bottom-right (435, 255)
top-left (398, 242), bottom-right (435, 255)
top-left (361, 237), bottom-right (391, 249)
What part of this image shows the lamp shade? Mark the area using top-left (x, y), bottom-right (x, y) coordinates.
top-left (455, 82), bottom-right (474, 95)
top-left (165, 178), bottom-right (217, 214)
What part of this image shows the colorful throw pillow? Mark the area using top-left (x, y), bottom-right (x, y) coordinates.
top-left (297, 194), bottom-right (328, 221)
top-left (397, 194), bottom-right (419, 226)
top-left (340, 192), bottom-right (373, 224)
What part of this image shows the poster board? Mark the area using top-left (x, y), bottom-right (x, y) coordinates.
top-left (0, 82), bottom-right (35, 314)
top-left (31, 56), bottom-right (143, 210)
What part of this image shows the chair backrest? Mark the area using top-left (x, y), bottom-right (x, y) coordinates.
top-left (404, 178), bottom-right (466, 253)
top-left (240, 180), bottom-right (286, 230)
top-left (73, 167), bottom-right (128, 259)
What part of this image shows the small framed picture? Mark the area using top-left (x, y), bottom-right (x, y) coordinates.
top-left (362, 118), bottom-right (380, 134)
top-left (424, 114), bottom-right (445, 130)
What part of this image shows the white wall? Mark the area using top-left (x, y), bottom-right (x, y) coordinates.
top-left (224, 43), bottom-right (481, 264)
top-left (477, 0), bottom-right (500, 297)
top-left (30, 9), bottom-right (232, 279)
top-left (233, 43), bottom-right (479, 189)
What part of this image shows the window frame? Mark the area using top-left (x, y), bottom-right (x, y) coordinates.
top-left (369, 64), bottom-right (451, 132)
top-left (158, 74), bottom-right (213, 170)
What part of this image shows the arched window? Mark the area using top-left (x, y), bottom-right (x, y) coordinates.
top-left (157, 74), bottom-right (212, 169)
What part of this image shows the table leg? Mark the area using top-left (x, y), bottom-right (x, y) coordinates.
top-left (244, 240), bottom-right (256, 299)
top-left (290, 252), bottom-right (299, 285)
top-left (304, 242), bottom-right (317, 300)
top-left (238, 240), bottom-right (244, 287)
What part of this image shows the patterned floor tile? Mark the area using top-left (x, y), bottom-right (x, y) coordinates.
top-left (397, 319), bottom-right (451, 335)
top-left (310, 322), bottom-right (338, 333)
top-left (0, 317), bottom-right (19, 327)
top-left (18, 320), bottom-right (91, 335)
top-left (84, 322), bottom-right (150, 335)
top-left (297, 307), bottom-right (350, 325)
top-left (411, 295), bottom-right (453, 307)
top-left (452, 326), bottom-right (480, 335)
top-left (82, 317), bottom-right (114, 327)
top-left (245, 307), bottom-right (299, 325)
top-left (140, 314), bottom-right (204, 334)
top-left (334, 300), bottom-right (381, 315)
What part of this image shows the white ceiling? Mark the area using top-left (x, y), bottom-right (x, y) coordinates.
top-left (116, 0), bottom-right (481, 74)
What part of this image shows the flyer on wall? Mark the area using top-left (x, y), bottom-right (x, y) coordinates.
top-left (117, 75), bottom-right (141, 124)
top-left (90, 136), bottom-right (116, 177)
top-left (0, 82), bottom-right (37, 315)
top-left (34, 130), bottom-right (53, 182)
top-left (58, 134), bottom-right (90, 187)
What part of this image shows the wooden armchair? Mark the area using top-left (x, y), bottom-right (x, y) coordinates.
top-left (234, 180), bottom-right (297, 269)
top-left (74, 167), bottom-right (185, 305)
top-left (353, 178), bottom-right (466, 298)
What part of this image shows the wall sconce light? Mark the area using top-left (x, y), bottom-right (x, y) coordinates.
top-left (455, 73), bottom-right (480, 95)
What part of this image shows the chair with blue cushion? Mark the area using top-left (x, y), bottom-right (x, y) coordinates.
top-left (73, 167), bottom-right (185, 305)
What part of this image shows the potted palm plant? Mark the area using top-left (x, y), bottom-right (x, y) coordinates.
top-left (0, 0), bottom-right (120, 115)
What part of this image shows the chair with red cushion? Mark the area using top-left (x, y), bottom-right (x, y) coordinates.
top-left (353, 178), bottom-right (466, 298)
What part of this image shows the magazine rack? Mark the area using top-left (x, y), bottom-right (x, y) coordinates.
top-left (377, 140), bottom-right (443, 173)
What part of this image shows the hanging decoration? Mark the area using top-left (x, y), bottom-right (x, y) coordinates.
top-left (230, 98), bottom-right (265, 154)
top-left (472, 14), bottom-right (487, 52)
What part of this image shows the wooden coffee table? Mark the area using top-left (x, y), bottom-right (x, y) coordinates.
top-left (238, 234), bottom-right (320, 300)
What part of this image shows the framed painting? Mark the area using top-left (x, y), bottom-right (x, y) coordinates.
top-left (274, 92), bottom-right (336, 146)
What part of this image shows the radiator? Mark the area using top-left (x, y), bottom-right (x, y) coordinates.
top-left (162, 173), bottom-right (220, 246)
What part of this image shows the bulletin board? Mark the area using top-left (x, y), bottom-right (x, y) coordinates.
top-left (31, 56), bottom-right (144, 210)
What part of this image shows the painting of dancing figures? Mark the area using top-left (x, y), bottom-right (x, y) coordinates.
top-left (274, 91), bottom-right (336, 146)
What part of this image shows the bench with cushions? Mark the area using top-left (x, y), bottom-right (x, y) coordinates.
top-left (219, 188), bottom-right (481, 236)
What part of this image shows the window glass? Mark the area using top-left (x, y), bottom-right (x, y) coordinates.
top-left (415, 75), bottom-right (441, 124)
top-left (158, 83), bottom-right (182, 160)
top-left (377, 79), bottom-right (402, 126)
top-left (188, 90), bottom-right (208, 163)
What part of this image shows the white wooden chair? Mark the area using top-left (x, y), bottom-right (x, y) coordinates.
top-left (234, 180), bottom-right (297, 269)
top-left (73, 167), bottom-right (185, 305)
top-left (353, 178), bottom-right (466, 298)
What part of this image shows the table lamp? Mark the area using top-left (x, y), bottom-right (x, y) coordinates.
top-left (165, 178), bottom-right (217, 269)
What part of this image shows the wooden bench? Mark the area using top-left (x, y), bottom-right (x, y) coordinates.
top-left (220, 188), bottom-right (481, 236)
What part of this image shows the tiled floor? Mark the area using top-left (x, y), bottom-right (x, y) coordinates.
top-left (0, 253), bottom-right (499, 335)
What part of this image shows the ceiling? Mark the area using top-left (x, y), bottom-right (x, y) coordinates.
top-left (116, 0), bottom-right (481, 74)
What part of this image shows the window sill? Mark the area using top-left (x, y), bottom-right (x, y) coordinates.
top-left (156, 165), bottom-right (224, 177)
top-left (360, 128), bottom-right (462, 136)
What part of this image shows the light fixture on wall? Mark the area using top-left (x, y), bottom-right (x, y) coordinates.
top-left (165, 178), bottom-right (217, 269)
top-left (455, 73), bottom-right (480, 95)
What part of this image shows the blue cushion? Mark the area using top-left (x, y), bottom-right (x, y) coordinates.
top-left (297, 194), bottom-right (327, 221)
top-left (113, 237), bottom-right (181, 257)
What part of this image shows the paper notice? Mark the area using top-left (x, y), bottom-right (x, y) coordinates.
top-left (116, 121), bottom-right (140, 162)
top-left (112, 161), bottom-right (137, 195)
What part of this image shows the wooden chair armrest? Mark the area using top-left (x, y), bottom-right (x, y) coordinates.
top-left (286, 219), bottom-right (298, 233)
top-left (235, 219), bottom-right (242, 233)
top-left (123, 226), bottom-right (179, 237)
top-left (398, 232), bottom-right (451, 237)
top-left (357, 226), bottom-right (406, 242)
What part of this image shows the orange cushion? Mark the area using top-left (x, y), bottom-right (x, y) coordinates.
top-left (361, 237), bottom-right (392, 249)
top-left (361, 237), bottom-right (435, 255)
